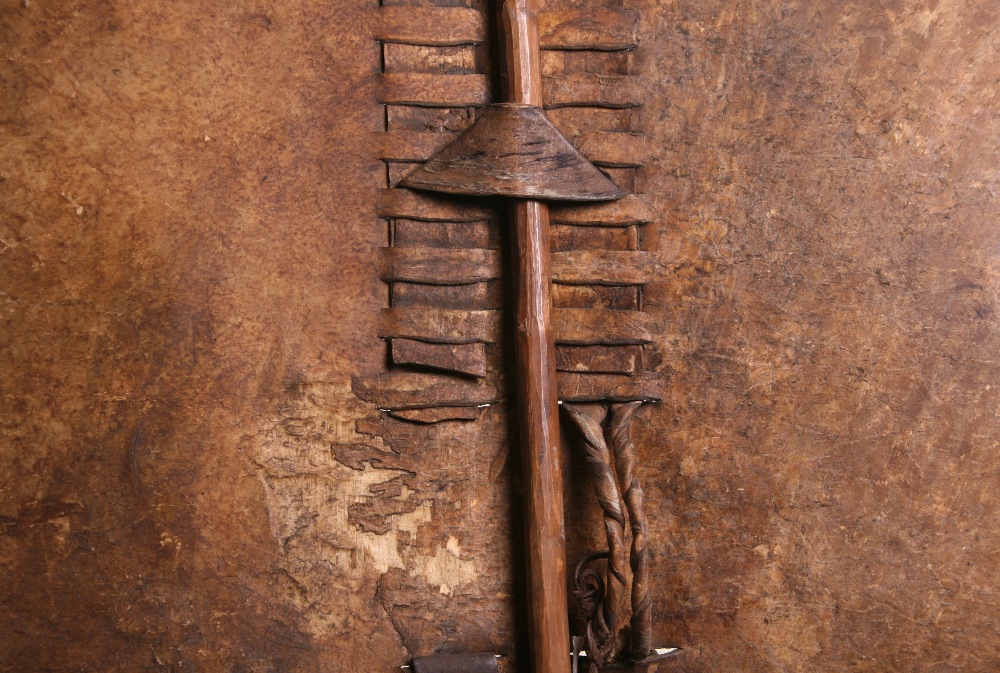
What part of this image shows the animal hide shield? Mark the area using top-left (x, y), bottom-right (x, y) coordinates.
top-left (1, 2), bottom-right (998, 673)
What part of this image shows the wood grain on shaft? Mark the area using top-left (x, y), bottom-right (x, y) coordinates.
top-left (511, 199), bottom-right (569, 673)
top-left (502, 4), bottom-right (570, 673)
top-left (501, 0), bottom-right (543, 107)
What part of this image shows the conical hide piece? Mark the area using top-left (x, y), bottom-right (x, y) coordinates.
top-left (400, 104), bottom-right (627, 202)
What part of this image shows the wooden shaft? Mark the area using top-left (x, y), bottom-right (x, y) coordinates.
top-left (500, 0), bottom-right (543, 106)
top-left (511, 200), bottom-right (569, 673)
top-left (500, 3), bottom-right (571, 673)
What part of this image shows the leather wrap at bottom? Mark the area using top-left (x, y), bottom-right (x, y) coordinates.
top-left (412, 653), bottom-right (499, 673)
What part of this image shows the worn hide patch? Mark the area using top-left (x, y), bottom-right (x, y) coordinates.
top-left (249, 380), bottom-right (478, 635)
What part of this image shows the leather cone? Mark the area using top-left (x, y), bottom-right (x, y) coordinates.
top-left (400, 103), bottom-right (626, 202)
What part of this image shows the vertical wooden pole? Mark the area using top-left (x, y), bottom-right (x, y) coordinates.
top-left (499, 0), bottom-right (544, 107)
top-left (510, 200), bottom-right (568, 673)
top-left (500, 3), bottom-right (571, 673)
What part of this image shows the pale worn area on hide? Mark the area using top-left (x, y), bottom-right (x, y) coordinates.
top-left (248, 379), bottom-right (483, 614)
top-left (0, 1), bottom-right (513, 671)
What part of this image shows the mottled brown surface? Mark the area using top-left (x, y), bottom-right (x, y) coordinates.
top-left (0, 2), bottom-right (406, 671)
top-left (635, 1), bottom-right (1000, 671)
top-left (1, 1), bottom-right (998, 673)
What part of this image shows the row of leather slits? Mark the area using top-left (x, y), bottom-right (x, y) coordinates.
top-left (369, 0), bottom-right (659, 666)
top-left (537, 1), bottom-right (659, 668)
top-left (366, 0), bottom-right (661, 421)
top-left (365, 0), bottom-right (501, 424)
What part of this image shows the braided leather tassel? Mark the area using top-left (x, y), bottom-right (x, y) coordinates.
top-left (608, 402), bottom-right (651, 660)
top-left (563, 404), bottom-right (628, 668)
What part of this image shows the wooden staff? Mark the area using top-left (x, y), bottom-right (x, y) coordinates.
top-left (401, 2), bottom-right (623, 668)
top-left (500, 3), bottom-right (571, 673)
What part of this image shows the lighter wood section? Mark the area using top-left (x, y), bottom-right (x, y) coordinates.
top-left (543, 74), bottom-right (643, 109)
top-left (378, 73), bottom-right (492, 107)
top-left (553, 308), bottom-right (653, 345)
top-left (378, 308), bottom-right (500, 344)
top-left (377, 189), bottom-right (494, 222)
top-left (550, 194), bottom-right (656, 226)
top-left (376, 8), bottom-right (487, 46)
top-left (379, 247), bottom-right (501, 285)
top-left (538, 10), bottom-right (639, 51)
top-left (552, 250), bottom-right (658, 286)
top-left (500, 0), bottom-right (543, 106)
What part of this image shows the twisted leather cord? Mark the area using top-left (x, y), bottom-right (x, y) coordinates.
top-left (608, 401), bottom-right (651, 660)
top-left (563, 404), bottom-right (627, 668)
top-left (571, 552), bottom-right (608, 673)
top-left (572, 551), bottom-right (609, 637)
